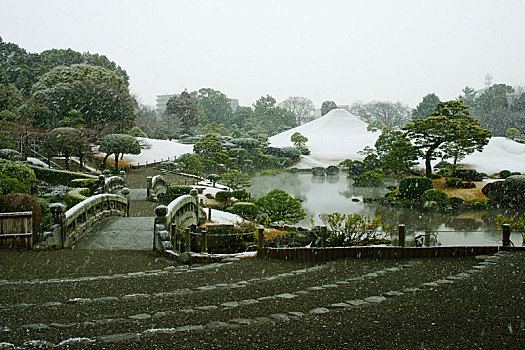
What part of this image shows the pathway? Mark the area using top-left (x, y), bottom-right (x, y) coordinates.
top-left (0, 251), bottom-right (523, 348)
top-left (73, 216), bottom-right (154, 250)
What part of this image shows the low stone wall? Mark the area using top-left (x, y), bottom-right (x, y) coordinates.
top-left (260, 246), bottom-right (525, 262)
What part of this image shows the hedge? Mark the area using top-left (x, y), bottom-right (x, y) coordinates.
top-left (30, 165), bottom-right (96, 186)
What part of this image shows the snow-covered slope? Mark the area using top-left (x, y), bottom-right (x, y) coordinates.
top-left (461, 137), bottom-right (525, 175)
top-left (121, 138), bottom-right (193, 166)
top-left (269, 109), bottom-right (379, 166)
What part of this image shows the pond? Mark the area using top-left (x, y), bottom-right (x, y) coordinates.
top-left (247, 172), bottom-right (524, 247)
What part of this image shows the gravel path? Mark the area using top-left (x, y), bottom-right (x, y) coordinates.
top-left (0, 249), bottom-right (523, 349)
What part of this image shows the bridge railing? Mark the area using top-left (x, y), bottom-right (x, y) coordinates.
top-left (103, 174), bottom-right (126, 193)
top-left (40, 193), bottom-right (129, 249)
top-left (153, 193), bottom-right (204, 254)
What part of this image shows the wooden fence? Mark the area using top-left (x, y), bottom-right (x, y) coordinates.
top-left (0, 211), bottom-right (33, 249)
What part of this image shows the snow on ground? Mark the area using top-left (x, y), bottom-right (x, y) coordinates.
top-left (121, 138), bottom-right (193, 166)
top-left (207, 209), bottom-right (244, 225)
top-left (27, 157), bottom-right (49, 168)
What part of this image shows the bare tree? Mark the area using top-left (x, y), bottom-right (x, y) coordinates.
top-left (279, 96), bottom-right (315, 125)
top-left (350, 101), bottom-right (411, 129)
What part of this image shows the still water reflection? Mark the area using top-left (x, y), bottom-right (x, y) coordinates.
top-left (248, 173), bottom-right (523, 246)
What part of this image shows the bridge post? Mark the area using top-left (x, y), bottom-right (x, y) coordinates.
top-left (257, 227), bottom-right (265, 256)
top-left (147, 176), bottom-right (153, 199)
top-left (121, 188), bottom-right (130, 217)
top-left (398, 224), bottom-right (406, 247)
top-left (184, 228), bottom-right (191, 252)
top-left (502, 224), bottom-right (511, 247)
top-left (201, 228), bottom-right (208, 254)
top-left (98, 175), bottom-right (105, 194)
top-left (320, 226), bottom-right (327, 247)
top-left (154, 205), bottom-right (168, 252)
top-left (50, 203), bottom-right (66, 248)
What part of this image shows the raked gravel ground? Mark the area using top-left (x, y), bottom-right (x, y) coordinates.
top-left (0, 249), bottom-right (523, 349)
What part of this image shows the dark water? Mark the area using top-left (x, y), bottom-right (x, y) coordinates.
top-left (248, 173), bottom-right (524, 247)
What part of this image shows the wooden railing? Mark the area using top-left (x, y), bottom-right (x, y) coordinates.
top-left (0, 211), bottom-right (33, 249)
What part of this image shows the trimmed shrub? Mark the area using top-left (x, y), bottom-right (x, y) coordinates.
top-left (300, 147), bottom-right (310, 155)
top-left (312, 167), bottom-right (325, 176)
top-left (229, 202), bottom-right (258, 219)
top-left (65, 188), bottom-right (90, 208)
top-left (165, 185), bottom-right (192, 201)
top-left (326, 165), bottom-right (340, 175)
top-left (399, 176), bottom-right (433, 199)
top-left (279, 146), bottom-right (301, 161)
top-left (0, 174), bottom-right (26, 196)
top-left (500, 170), bottom-right (512, 179)
top-left (421, 189), bottom-right (450, 210)
top-left (1, 161), bottom-right (36, 194)
top-left (215, 191), bottom-right (232, 202)
top-left (30, 166), bottom-right (95, 186)
top-left (0, 193), bottom-right (42, 234)
top-left (231, 190), bottom-right (250, 201)
top-left (353, 169), bottom-right (385, 187)
top-left (445, 177), bottom-right (463, 188)
top-left (70, 178), bottom-right (97, 192)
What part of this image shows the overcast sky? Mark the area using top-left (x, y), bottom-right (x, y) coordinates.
top-left (1, 0), bottom-right (524, 109)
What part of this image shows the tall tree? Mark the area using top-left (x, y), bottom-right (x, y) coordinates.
top-left (373, 128), bottom-right (420, 175)
top-left (193, 133), bottom-right (229, 173)
top-left (279, 97), bottom-right (315, 125)
top-left (253, 95), bottom-right (296, 136)
top-left (192, 88), bottom-right (233, 127)
top-left (350, 101), bottom-right (411, 129)
top-left (43, 127), bottom-right (90, 169)
top-left (458, 86), bottom-right (476, 109)
top-left (321, 101), bottom-right (337, 116)
top-left (31, 64), bottom-right (135, 133)
top-left (404, 100), bottom-right (491, 177)
top-left (412, 93), bottom-right (440, 120)
top-left (166, 90), bottom-right (198, 134)
top-left (230, 106), bottom-right (253, 128)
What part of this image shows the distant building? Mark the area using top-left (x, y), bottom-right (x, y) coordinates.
top-left (156, 94), bottom-right (239, 114)
top-left (156, 94), bottom-right (174, 114)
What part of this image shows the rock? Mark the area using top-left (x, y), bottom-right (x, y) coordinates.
top-left (309, 307), bottom-right (330, 314)
top-left (453, 168), bottom-right (483, 181)
top-left (364, 296), bottom-right (387, 303)
top-left (97, 333), bottom-right (140, 343)
top-left (482, 175), bottom-right (525, 204)
top-left (275, 293), bottom-right (297, 299)
top-left (129, 313), bottom-right (151, 320)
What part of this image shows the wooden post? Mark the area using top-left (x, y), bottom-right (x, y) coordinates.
top-left (320, 226), bottom-right (327, 247)
top-left (184, 227), bottom-right (191, 252)
top-left (208, 207), bottom-right (212, 220)
top-left (502, 224), bottom-right (511, 247)
top-left (257, 227), bottom-right (265, 254)
top-left (398, 224), bottom-right (405, 247)
top-left (201, 228), bottom-right (208, 254)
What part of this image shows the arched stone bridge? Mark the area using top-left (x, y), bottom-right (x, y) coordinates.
top-left (153, 193), bottom-right (206, 254)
